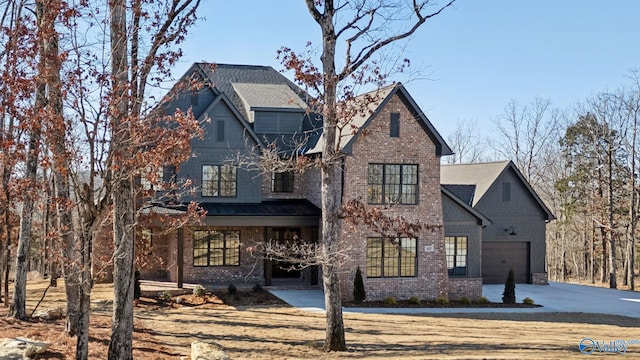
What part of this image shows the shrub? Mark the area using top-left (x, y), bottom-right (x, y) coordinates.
top-left (193, 284), bottom-right (206, 297)
top-left (475, 296), bottom-right (490, 304)
top-left (353, 267), bottom-right (366, 303)
top-left (383, 296), bottom-right (397, 305)
top-left (253, 283), bottom-right (263, 292)
top-left (522, 297), bottom-right (535, 305)
top-left (502, 269), bottom-right (516, 304)
top-left (458, 296), bottom-right (471, 305)
top-left (158, 291), bottom-right (171, 303)
top-left (435, 296), bottom-right (449, 305)
top-left (409, 296), bottom-right (421, 305)
top-left (227, 283), bottom-right (237, 295)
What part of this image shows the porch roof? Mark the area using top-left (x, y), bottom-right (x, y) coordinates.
top-left (200, 199), bottom-right (321, 217)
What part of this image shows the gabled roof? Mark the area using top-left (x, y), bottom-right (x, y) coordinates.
top-left (441, 160), bottom-right (555, 221)
top-left (192, 63), bottom-right (312, 122)
top-left (441, 186), bottom-right (491, 226)
top-left (178, 63), bottom-right (321, 152)
top-left (442, 184), bottom-right (476, 206)
top-left (307, 82), bottom-right (453, 156)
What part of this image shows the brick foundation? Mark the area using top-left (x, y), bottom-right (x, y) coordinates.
top-left (531, 272), bottom-right (548, 285)
top-left (448, 277), bottom-right (483, 300)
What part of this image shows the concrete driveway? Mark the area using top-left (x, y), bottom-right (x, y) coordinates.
top-left (269, 281), bottom-right (640, 318)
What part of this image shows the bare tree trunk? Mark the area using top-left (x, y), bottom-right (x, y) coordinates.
top-left (320, 162), bottom-right (346, 351)
top-left (109, 179), bottom-right (135, 360)
top-left (75, 227), bottom-right (92, 360)
top-left (629, 110), bottom-right (637, 290)
top-left (4, 241), bottom-right (9, 306)
top-left (607, 147), bottom-right (617, 289)
top-left (312, 3), bottom-right (347, 350)
top-left (10, 98), bottom-right (43, 319)
top-left (560, 217), bottom-right (566, 281)
top-left (108, 0), bottom-right (135, 358)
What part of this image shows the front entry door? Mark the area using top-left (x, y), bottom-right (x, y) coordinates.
top-left (264, 228), bottom-right (301, 285)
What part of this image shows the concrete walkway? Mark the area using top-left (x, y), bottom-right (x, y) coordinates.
top-left (269, 282), bottom-right (640, 318)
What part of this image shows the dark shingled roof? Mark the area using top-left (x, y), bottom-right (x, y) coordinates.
top-left (196, 63), bottom-right (310, 122)
top-left (194, 63), bottom-right (322, 152)
top-left (442, 184), bottom-right (476, 206)
top-left (199, 199), bottom-right (321, 217)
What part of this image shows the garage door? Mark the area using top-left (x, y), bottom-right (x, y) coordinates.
top-left (482, 241), bottom-right (530, 284)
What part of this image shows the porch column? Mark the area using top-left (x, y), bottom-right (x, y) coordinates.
top-left (177, 227), bottom-right (184, 289)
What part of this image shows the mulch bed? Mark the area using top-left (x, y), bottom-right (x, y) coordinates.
top-left (343, 300), bottom-right (542, 308)
top-left (136, 288), bottom-right (288, 310)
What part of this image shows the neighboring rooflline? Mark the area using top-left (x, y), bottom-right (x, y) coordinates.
top-left (442, 160), bottom-right (555, 221)
top-left (441, 185), bottom-right (492, 226)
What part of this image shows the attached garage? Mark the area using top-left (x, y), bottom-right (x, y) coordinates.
top-left (482, 241), bottom-right (530, 284)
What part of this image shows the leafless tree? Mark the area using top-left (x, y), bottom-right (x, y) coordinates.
top-left (444, 119), bottom-right (490, 164)
top-left (278, 0), bottom-right (456, 351)
top-left (494, 98), bottom-right (563, 191)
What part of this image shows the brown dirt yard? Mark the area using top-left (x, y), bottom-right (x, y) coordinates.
top-left (0, 278), bottom-right (638, 359)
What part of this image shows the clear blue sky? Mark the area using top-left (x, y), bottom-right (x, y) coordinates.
top-left (172, 1), bottom-right (640, 138)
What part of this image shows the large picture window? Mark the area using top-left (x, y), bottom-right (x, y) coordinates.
top-left (193, 230), bottom-right (240, 266)
top-left (367, 164), bottom-right (418, 204)
top-left (202, 165), bottom-right (237, 197)
top-left (366, 237), bottom-right (417, 277)
top-left (445, 236), bottom-right (468, 276)
top-left (272, 171), bottom-right (294, 193)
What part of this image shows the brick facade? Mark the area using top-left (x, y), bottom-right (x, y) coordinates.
top-left (338, 94), bottom-right (451, 302)
top-left (531, 272), bottom-right (548, 285)
top-left (261, 167), bottom-right (322, 208)
top-left (448, 278), bottom-right (483, 300)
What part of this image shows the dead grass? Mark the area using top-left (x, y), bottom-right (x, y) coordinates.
top-left (0, 278), bottom-right (638, 359)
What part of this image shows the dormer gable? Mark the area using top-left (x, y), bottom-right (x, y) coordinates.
top-left (231, 83), bottom-right (307, 135)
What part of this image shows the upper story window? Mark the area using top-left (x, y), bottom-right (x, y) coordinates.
top-left (367, 164), bottom-right (418, 204)
top-left (445, 236), bottom-right (468, 276)
top-left (366, 237), bottom-right (417, 278)
top-left (202, 164), bottom-right (237, 197)
top-left (272, 171), bottom-right (294, 193)
top-left (390, 113), bottom-right (400, 138)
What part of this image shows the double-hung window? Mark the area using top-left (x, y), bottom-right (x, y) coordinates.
top-left (366, 237), bottom-right (417, 277)
top-left (445, 236), bottom-right (468, 276)
top-left (202, 165), bottom-right (237, 197)
top-left (367, 164), bottom-right (418, 204)
top-left (193, 230), bottom-right (240, 266)
top-left (272, 171), bottom-right (294, 193)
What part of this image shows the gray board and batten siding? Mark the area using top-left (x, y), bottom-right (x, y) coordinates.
top-left (441, 161), bottom-right (554, 284)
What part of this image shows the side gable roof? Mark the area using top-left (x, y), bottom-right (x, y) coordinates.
top-left (307, 82), bottom-right (453, 156)
top-left (441, 160), bottom-right (555, 221)
top-left (441, 186), bottom-right (491, 226)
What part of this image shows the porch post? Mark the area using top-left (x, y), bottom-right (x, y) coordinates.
top-left (177, 227), bottom-right (184, 289)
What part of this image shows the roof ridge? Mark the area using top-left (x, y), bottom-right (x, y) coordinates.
top-left (442, 160), bottom-right (510, 167)
top-left (195, 62), bottom-right (275, 70)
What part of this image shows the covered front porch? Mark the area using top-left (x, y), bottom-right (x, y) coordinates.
top-left (139, 199), bottom-right (321, 289)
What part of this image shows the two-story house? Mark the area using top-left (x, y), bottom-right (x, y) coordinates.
top-left (135, 62), bottom-right (478, 301)
top-left (132, 62), bottom-right (553, 302)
